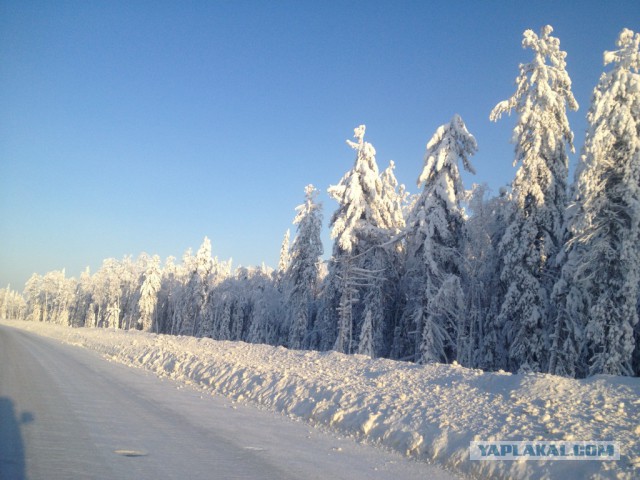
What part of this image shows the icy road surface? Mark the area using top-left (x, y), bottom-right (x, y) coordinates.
top-left (0, 325), bottom-right (459, 480)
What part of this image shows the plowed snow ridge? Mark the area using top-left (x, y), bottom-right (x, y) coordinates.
top-left (4, 320), bottom-right (638, 480)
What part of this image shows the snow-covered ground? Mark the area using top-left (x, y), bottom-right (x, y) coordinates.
top-left (1, 323), bottom-right (461, 479)
top-left (4, 319), bottom-right (638, 479)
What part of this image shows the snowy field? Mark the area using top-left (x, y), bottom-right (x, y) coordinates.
top-left (4, 319), bottom-right (638, 480)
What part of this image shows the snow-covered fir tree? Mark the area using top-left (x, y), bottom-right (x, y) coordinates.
top-left (169, 249), bottom-right (194, 334)
top-left (379, 161), bottom-right (407, 236)
top-left (173, 238), bottom-right (214, 336)
top-left (138, 255), bottom-right (162, 332)
top-left (378, 160), bottom-right (407, 357)
top-left (119, 256), bottom-right (142, 330)
top-left (244, 266), bottom-right (284, 345)
top-left (216, 298), bottom-right (233, 341)
top-left (68, 267), bottom-right (92, 328)
top-left (90, 259), bottom-right (123, 329)
top-left (635, 293), bottom-right (640, 376)
top-left (490, 25), bottom-right (578, 373)
top-left (357, 309), bottom-right (374, 357)
top-left (401, 115), bottom-right (477, 364)
top-left (155, 256), bottom-right (177, 334)
top-left (328, 125), bottom-right (387, 253)
top-left (23, 270), bottom-right (77, 326)
top-left (0, 285), bottom-right (9, 319)
top-left (278, 229), bottom-right (291, 278)
top-left (198, 256), bottom-right (232, 338)
top-left (1, 285), bottom-right (25, 320)
top-left (551, 28), bottom-right (640, 377)
top-left (285, 185), bottom-right (323, 349)
top-left (462, 185), bottom-right (512, 370)
top-left (318, 125), bottom-right (403, 356)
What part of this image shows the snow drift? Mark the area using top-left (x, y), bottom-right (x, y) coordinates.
top-left (5, 319), bottom-right (638, 480)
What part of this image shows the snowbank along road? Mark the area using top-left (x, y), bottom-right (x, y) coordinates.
top-left (1, 319), bottom-right (639, 479)
top-left (0, 322), bottom-right (459, 480)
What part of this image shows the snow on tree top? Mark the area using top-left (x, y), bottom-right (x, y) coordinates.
top-left (604, 28), bottom-right (640, 71)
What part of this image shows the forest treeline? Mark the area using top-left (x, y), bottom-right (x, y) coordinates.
top-left (2, 27), bottom-right (639, 378)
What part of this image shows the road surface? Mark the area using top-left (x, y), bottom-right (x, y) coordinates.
top-left (0, 324), bottom-right (459, 480)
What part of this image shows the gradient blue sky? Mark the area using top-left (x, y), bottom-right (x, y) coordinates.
top-left (1, 1), bottom-right (638, 289)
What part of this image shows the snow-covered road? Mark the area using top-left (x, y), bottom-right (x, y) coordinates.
top-left (0, 324), bottom-right (459, 480)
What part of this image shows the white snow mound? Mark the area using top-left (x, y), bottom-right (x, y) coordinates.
top-left (5, 320), bottom-right (638, 480)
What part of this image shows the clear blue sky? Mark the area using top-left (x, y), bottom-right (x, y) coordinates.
top-left (1, 0), bottom-right (638, 289)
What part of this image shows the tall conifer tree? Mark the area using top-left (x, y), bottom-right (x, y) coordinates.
top-left (552, 29), bottom-right (640, 376)
top-left (490, 25), bottom-right (578, 372)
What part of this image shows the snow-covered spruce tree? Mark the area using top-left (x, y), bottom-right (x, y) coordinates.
top-left (23, 274), bottom-right (44, 322)
top-left (216, 298), bottom-right (233, 341)
top-left (277, 229), bottom-right (291, 281)
top-left (119, 256), bottom-right (142, 330)
top-left (551, 29), bottom-right (640, 377)
top-left (154, 256), bottom-right (178, 334)
top-left (286, 185), bottom-right (324, 349)
top-left (169, 250), bottom-right (190, 334)
top-left (2, 286), bottom-right (25, 320)
top-left (358, 309), bottom-right (374, 356)
top-left (0, 285), bottom-right (9, 319)
top-left (198, 256), bottom-right (232, 339)
top-left (138, 255), bottom-right (161, 332)
top-left (90, 259), bottom-right (123, 329)
top-left (69, 267), bottom-right (93, 328)
top-left (0, 285), bottom-right (25, 320)
top-left (43, 269), bottom-right (75, 326)
top-left (22, 270), bottom-right (76, 326)
top-left (243, 266), bottom-right (279, 345)
top-left (401, 115), bottom-right (477, 364)
top-left (318, 125), bottom-right (403, 356)
top-left (490, 25), bottom-right (578, 373)
top-left (379, 160), bottom-right (407, 357)
top-left (329, 126), bottom-right (381, 253)
top-left (205, 273), bottom-right (236, 342)
top-left (367, 160), bottom-right (406, 357)
top-left (462, 185), bottom-right (512, 370)
top-left (379, 161), bottom-right (407, 237)
top-left (170, 248), bottom-right (195, 334)
top-left (174, 238), bottom-right (214, 336)
top-left (221, 265), bottom-right (282, 345)
top-left (548, 244), bottom-right (588, 377)
top-left (635, 293), bottom-right (640, 375)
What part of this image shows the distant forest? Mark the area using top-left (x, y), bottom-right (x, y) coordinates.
top-left (3, 27), bottom-right (639, 378)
